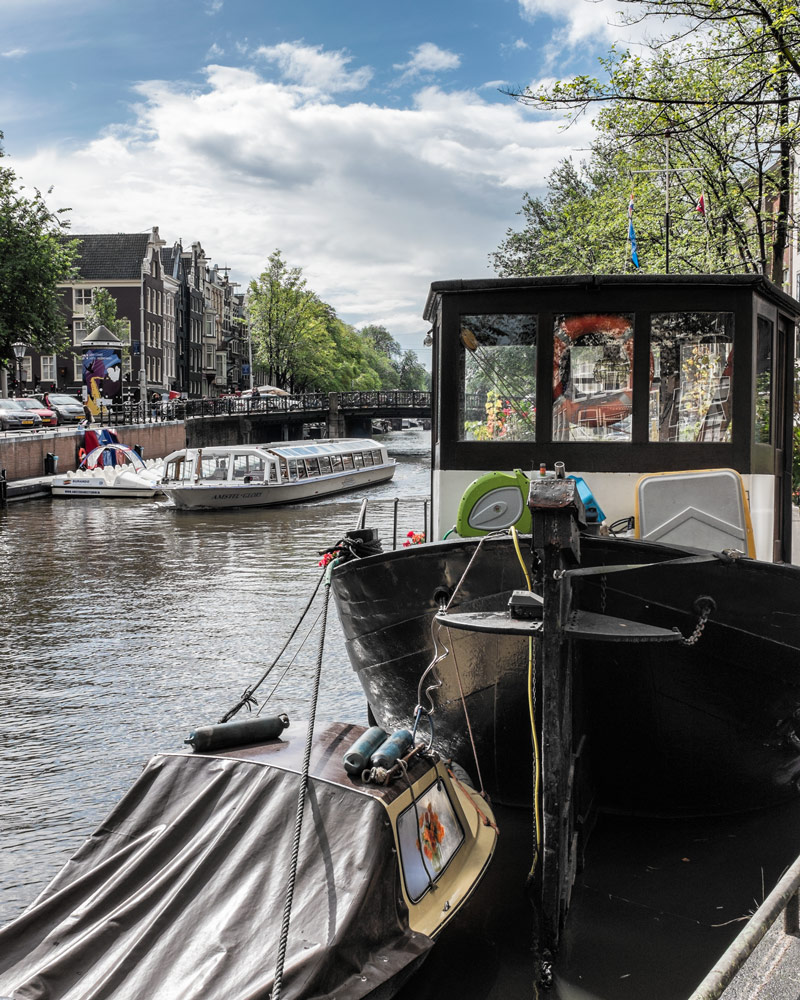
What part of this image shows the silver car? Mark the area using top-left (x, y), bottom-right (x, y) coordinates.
top-left (33, 393), bottom-right (85, 424)
top-left (0, 399), bottom-right (43, 430)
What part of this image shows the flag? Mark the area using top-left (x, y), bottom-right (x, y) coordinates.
top-left (696, 193), bottom-right (706, 217)
top-left (628, 193), bottom-right (640, 269)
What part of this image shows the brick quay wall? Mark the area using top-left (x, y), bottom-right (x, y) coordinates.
top-left (0, 422), bottom-right (187, 481)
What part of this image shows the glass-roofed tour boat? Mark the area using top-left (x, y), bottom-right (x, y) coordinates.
top-left (159, 438), bottom-right (396, 510)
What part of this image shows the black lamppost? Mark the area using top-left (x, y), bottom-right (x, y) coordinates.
top-left (11, 341), bottom-right (27, 394)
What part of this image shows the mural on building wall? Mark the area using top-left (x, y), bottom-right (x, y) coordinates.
top-left (83, 349), bottom-right (122, 415)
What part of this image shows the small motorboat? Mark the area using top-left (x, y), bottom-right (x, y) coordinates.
top-left (50, 443), bottom-right (163, 499)
top-left (159, 438), bottom-right (396, 510)
top-left (0, 719), bottom-right (497, 1000)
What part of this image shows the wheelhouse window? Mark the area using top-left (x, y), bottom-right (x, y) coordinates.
top-left (552, 313), bottom-right (634, 442)
top-left (232, 454), bottom-right (266, 479)
top-left (459, 314), bottom-right (537, 442)
top-left (649, 312), bottom-right (733, 442)
top-left (755, 315), bottom-right (773, 444)
top-left (362, 451), bottom-right (374, 466)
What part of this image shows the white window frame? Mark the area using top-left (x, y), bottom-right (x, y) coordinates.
top-left (40, 355), bottom-right (56, 381)
top-left (73, 288), bottom-right (93, 313)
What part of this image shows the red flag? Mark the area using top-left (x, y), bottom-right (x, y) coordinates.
top-left (696, 193), bottom-right (706, 216)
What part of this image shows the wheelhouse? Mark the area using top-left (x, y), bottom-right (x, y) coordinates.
top-left (424, 274), bottom-right (800, 561)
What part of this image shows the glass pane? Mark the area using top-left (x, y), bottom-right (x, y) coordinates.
top-left (396, 779), bottom-right (464, 902)
top-left (755, 316), bottom-right (773, 444)
top-left (650, 313), bottom-right (733, 442)
top-left (459, 314), bottom-right (537, 441)
top-left (552, 314), bottom-right (634, 442)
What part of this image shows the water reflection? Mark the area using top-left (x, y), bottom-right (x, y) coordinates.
top-left (0, 429), bottom-right (430, 923)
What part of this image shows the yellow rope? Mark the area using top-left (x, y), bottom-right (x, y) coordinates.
top-left (510, 527), bottom-right (541, 879)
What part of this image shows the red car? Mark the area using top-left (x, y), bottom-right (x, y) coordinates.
top-left (15, 397), bottom-right (58, 426)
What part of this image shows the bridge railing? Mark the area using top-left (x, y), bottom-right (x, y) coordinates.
top-left (92, 390), bottom-right (431, 426)
top-left (337, 390), bottom-right (431, 409)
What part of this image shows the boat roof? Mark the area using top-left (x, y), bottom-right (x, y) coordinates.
top-left (171, 439), bottom-right (386, 460)
top-left (423, 272), bottom-right (800, 321)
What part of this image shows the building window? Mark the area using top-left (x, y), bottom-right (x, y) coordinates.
top-left (73, 288), bottom-right (93, 312)
top-left (73, 357), bottom-right (83, 381)
top-left (73, 320), bottom-right (87, 346)
top-left (40, 355), bottom-right (56, 381)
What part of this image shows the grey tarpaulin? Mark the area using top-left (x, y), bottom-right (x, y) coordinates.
top-left (0, 749), bottom-right (433, 999)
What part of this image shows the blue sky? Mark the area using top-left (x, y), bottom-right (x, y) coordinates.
top-left (1, 0), bottom-right (631, 357)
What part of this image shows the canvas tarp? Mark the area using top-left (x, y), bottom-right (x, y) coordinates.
top-left (0, 752), bottom-right (432, 1000)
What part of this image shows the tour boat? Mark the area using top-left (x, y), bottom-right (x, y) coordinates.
top-left (50, 442), bottom-right (164, 499)
top-left (159, 438), bottom-right (396, 510)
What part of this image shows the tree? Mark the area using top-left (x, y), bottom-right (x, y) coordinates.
top-left (506, 11), bottom-right (799, 278)
top-left (496, 25), bottom-right (798, 277)
top-left (397, 349), bottom-right (430, 391)
top-left (0, 134), bottom-right (78, 380)
top-left (247, 250), bottom-right (323, 389)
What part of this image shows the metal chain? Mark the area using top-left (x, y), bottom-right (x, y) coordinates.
top-left (682, 605), bottom-right (711, 646)
top-left (600, 574), bottom-right (607, 614)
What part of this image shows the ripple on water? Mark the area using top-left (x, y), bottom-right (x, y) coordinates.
top-left (0, 430), bottom-right (430, 923)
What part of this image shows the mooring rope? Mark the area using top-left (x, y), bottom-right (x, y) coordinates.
top-left (271, 582), bottom-right (331, 1000)
top-left (217, 568), bottom-right (326, 724)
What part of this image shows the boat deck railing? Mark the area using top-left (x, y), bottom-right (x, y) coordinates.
top-left (689, 852), bottom-right (800, 998)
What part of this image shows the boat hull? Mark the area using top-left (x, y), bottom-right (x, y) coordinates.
top-left (50, 483), bottom-right (160, 499)
top-left (161, 463), bottom-right (395, 509)
top-left (330, 534), bottom-right (800, 815)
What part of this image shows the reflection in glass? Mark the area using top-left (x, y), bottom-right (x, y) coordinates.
top-left (459, 314), bottom-right (537, 441)
top-left (755, 316), bottom-right (773, 444)
top-left (552, 314), bottom-right (634, 442)
top-left (649, 313), bottom-right (733, 442)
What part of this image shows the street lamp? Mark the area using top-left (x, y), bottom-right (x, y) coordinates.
top-left (11, 341), bottom-right (27, 394)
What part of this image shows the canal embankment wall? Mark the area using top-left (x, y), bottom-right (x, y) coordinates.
top-left (0, 422), bottom-right (186, 481)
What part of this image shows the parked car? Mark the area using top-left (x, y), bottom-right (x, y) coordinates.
top-left (16, 396), bottom-right (58, 426)
top-left (0, 399), bottom-right (43, 431)
top-left (33, 393), bottom-right (85, 424)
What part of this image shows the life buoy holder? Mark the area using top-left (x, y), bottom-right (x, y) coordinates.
top-left (78, 447), bottom-right (87, 463)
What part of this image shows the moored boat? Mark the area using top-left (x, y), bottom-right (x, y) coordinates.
top-left (327, 273), bottom-right (800, 955)
top-left (50, 442), bottom-right (164, 499)
top-left (159, 438), bottom-right (396, 510)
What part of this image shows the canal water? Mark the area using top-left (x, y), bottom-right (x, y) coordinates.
top-left (0, 428), bottom-right (431, 925)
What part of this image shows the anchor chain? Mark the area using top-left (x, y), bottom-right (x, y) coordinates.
top-left (681, 596), bottom-right (716, 647)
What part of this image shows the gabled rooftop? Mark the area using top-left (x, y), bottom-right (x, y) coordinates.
top-left (66, 233), bottom-right (151, 281)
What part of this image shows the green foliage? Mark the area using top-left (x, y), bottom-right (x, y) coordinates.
top-left (500, 18), bottom-right (798, 278)
top-left (247, 250), bottom-right (418, 392)
top-left (83, 288), bottom-right (130, 361)
top-left (0, 135), bottom-right (78, 371)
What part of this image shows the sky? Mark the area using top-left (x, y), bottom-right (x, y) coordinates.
top-left (0, 0), bottom-right (636, 361)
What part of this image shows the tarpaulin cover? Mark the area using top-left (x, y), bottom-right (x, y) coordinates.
top-left (0, 752), bottom-right (433, 1000)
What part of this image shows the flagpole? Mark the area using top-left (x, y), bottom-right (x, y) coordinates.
top-left (664, 131), bottom-right (671, 274)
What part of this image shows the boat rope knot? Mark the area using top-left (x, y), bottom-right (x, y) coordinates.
top-left (681, 595), bottom-right (716, 646)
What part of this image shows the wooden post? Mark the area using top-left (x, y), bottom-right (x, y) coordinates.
top-left (528, 475), bottom-right (585, 958)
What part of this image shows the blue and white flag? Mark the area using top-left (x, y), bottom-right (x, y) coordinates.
top-left (628, 193), bottom-right (640, 269)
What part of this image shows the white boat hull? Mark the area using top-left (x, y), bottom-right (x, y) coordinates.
top-left (161, 462), bottom-right (396, 509)
top-left (50, 478), bottom-right (161, 499)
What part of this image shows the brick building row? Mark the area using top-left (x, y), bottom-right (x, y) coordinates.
top-left (18, 227), bottom-right (250, 400)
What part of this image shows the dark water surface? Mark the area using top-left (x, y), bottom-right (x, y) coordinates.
top-left (0, 429), bottom-right (431, 925)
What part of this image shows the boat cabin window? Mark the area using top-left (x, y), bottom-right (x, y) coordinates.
top-left (232, 454), bottom-right (267, 480)
top-left (396, 778), bottom-right (465, 902)
top-left (553, 313), bottom-right (634, 442)
top-left (362, 451), bottom-right (374, 466)
top-left (198, 456), bottom-right (229, 480)
top-left (164, 457), bottom-right (186, 480)
top-left (305, 458), bottom-right (320, 477)
top-left (755, 315), bottom-right (773, 444)
top-left (459, 313), bottom-right (537, 442)
top-left (341, 455), bottom-right (354, 470)
top-left (353, 453), bottom-right (365, 468)
top-left (318, 456), bottom-right (332, 474)
top-left (649, 312), bottom-right (733, 442)
top-left (331, 455), bottom-right (343, 472)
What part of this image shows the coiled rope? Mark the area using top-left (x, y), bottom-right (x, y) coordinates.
top-left (271, 580), bottom-right (331, 1000)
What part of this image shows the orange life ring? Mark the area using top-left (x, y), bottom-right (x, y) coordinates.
top-left (78, 447), bottom-right (87, 463)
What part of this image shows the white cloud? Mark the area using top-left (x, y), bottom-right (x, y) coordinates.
top-left (206, 42), bottom-right (224, 58)
top-left (16, 60), bottom-right (593, 348)
top-left (517, 0), bottom-right (645, 48)
top-left (394, 43), bottom-right (460, 79)
top-left (1, 48), bottom-right (28, 58)
top-left (204, 0), bottom-right (223, 14)
top-left (255, 41), bottom-right (373, 93)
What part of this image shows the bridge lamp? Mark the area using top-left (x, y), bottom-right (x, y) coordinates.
top-left (423, 329), bottom-right (433, 347)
